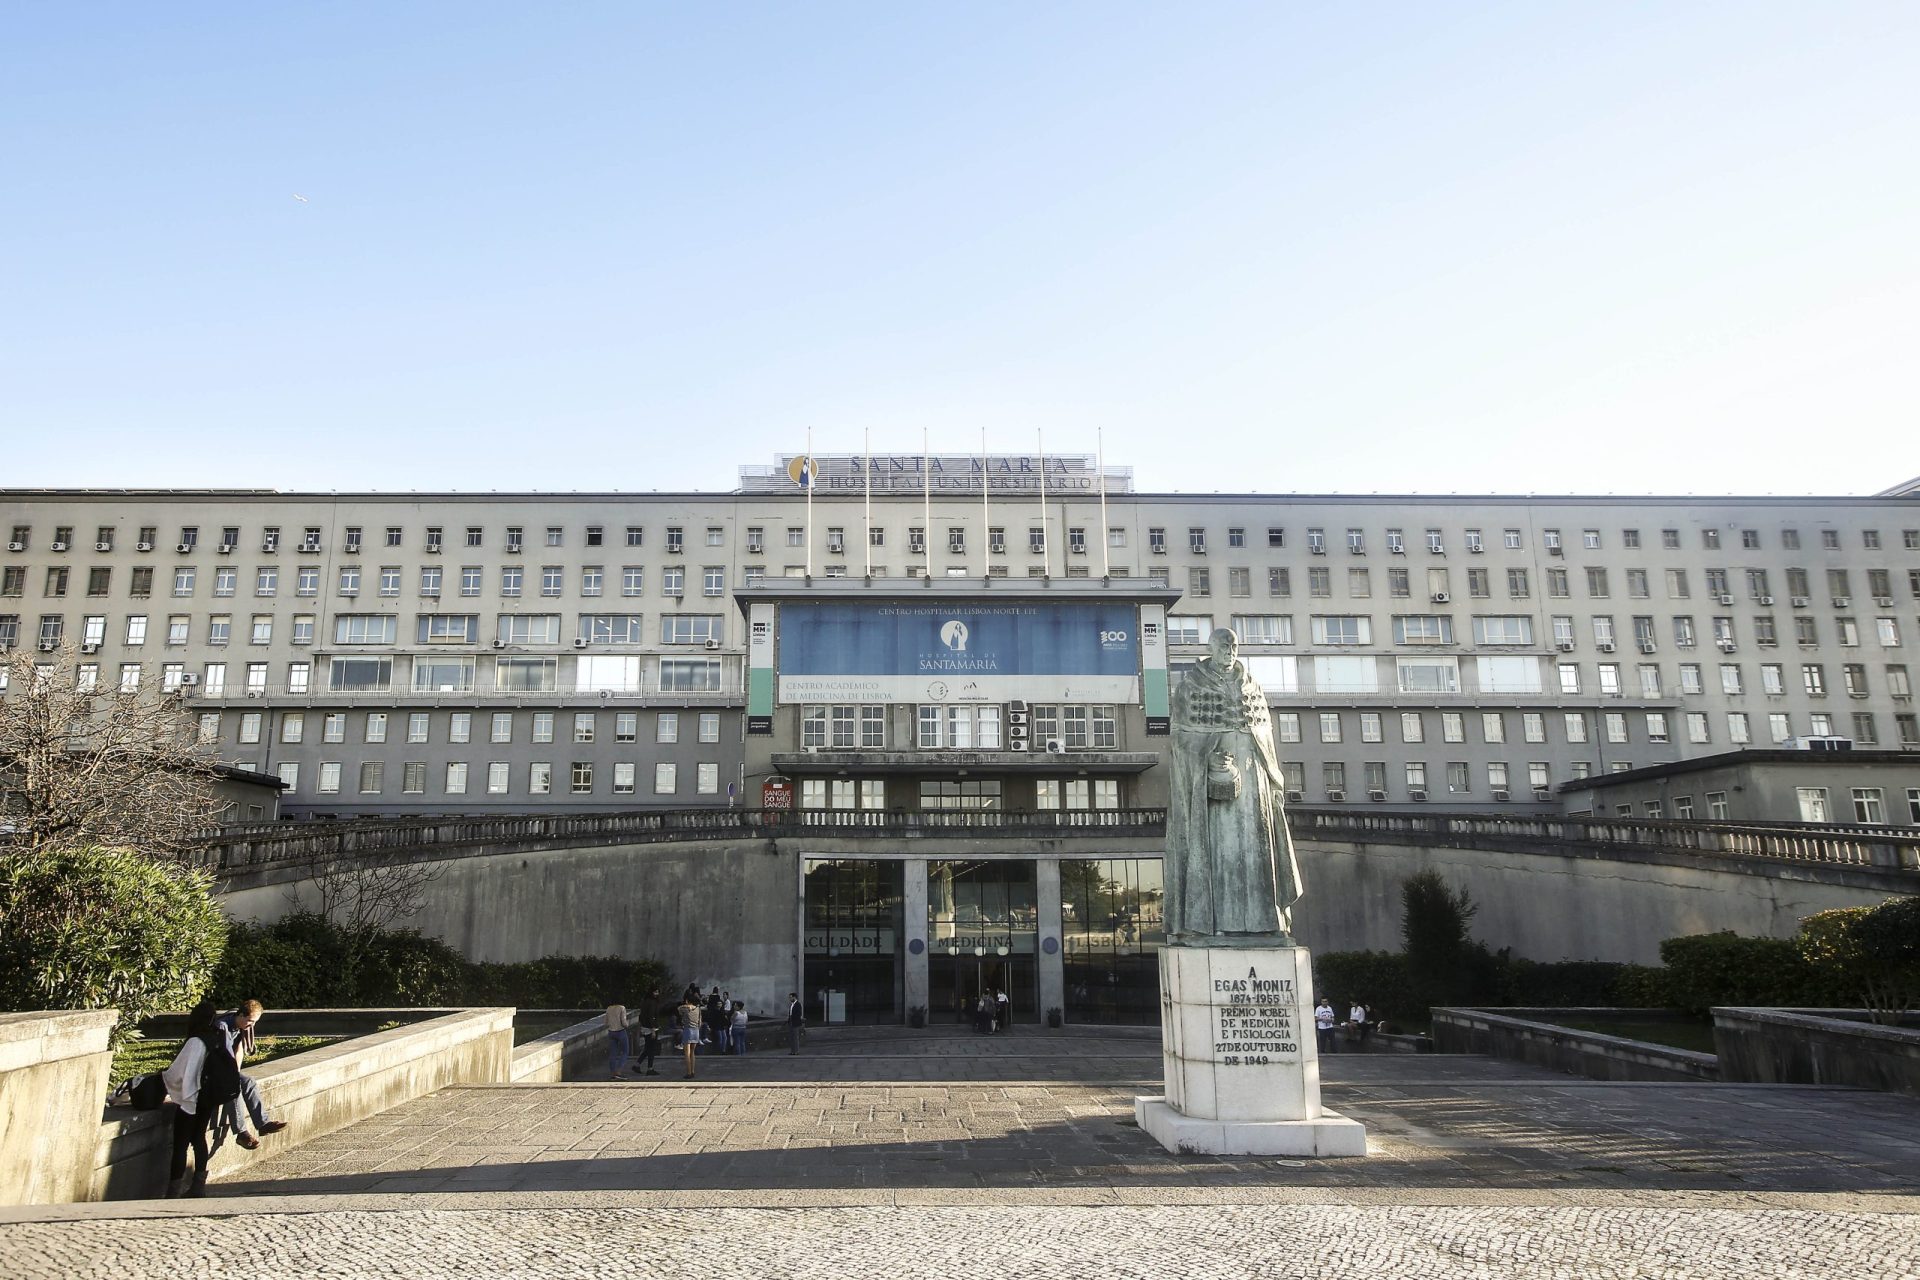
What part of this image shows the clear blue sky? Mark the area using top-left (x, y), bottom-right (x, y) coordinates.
top-left (3, 4), bottom-right (1915, 495)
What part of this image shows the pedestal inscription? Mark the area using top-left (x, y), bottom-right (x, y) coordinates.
top-left (1139, 944), bottom-right (1366, 1156)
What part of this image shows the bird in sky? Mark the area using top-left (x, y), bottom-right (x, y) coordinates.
top-left (292, 194), bottom-right (309, 203)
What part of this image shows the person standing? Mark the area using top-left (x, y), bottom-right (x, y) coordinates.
top-left (995, 988), bottom-right (1011, 1033)
top-left (677, 995), bottom-right (703, 1078)
top-left (731, 1001), bottom-right (749, 1055)
top-left (160, 1001), bottom-right (241, 1198)
top-left (1314, 999), bottom-right (1337, 1054)
top-left (635, 988), bottom-right (662, 1076)
top-left (605, 1001), bottom-right (631, 1080)
top-left (786, 991), bottom-right (804, 1055)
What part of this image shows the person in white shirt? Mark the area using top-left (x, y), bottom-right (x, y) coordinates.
top-left (160, 1001), bottom-right (239, 1198)
top-left (1348, 1002), bottom-right (1370, 1046)
top-left (730, 1001), bottom-right (749, 1055)
top-left (1314, 999), bottom-right (1337, 1054)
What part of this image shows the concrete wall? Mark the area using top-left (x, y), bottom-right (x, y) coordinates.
top-left (1289, 837), bottom-right (1908, 964)
top-left (1713, 1007), bottom-right (1920, 1097)
top-left (0, 1012), bottom-right (117, 1206)
top-left (221, 838), bottom-right (800, 1015)
top-left (93, 1007), bottom-right (513, 1200)
top-left (1431, 1007), bottom-right (1719, 1082)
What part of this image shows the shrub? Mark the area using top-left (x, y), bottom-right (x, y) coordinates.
top-left (1799, 897), bottom-right (1920, 1023)
top-left (207, 913), bottom-right (671, 1011)
top-left (1606, 964), bottom-right (1676, 1009)
top-left (1312, 951), bottom-right (1416, 1022)
top-left (1658, 931), bottom-right (1828, 1014)
top-left (1401, 870), bottom-right (1477, 969)
top-left (0, 844), bottom-right (227, 1045)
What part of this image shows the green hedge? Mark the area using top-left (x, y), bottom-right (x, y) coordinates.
top-left (1657, 931), bottom-right (1838, 1014)
top-left (209, 914), bottom-right (671, 1010)
top-left (0, 845), bottom-right (229, 1046)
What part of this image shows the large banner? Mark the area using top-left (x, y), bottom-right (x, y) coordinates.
top-left (777, 602), bottom-right (1140, 704)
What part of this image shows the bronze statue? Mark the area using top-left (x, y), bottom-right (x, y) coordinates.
top-left (1164, 628), bottom-right (1301, 945)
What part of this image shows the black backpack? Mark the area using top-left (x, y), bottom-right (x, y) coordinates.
top-left (115, 1073), bottom-right (167, 1110)
top-left (198, 1032), bottom-right (242, 1107)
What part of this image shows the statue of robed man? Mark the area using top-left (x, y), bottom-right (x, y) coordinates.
top-left (1164, 628), bottom-right (1302, 946)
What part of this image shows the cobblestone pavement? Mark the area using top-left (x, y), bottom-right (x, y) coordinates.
top-left (4, 1202), bottom-right (1917, 1278)
top-left (6, 1032), bottom-right (1919, 1277)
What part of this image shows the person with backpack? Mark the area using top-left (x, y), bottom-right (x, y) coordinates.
top-left (159, 1001), bottom-right (242, 1198)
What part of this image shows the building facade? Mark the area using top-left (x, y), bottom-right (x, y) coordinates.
top-left (5, 458), bottom-right (1916, 823)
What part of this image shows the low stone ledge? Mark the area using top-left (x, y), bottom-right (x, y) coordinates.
top-left (1713, 1007), bottom-right (1920, 1097)
top-left (1432, 1007), bottom-right (1719, 1082)
top-left (93, 1006), bottom-right (514, 1201)
top-left (1, 1011), bottom-right (119, 1206)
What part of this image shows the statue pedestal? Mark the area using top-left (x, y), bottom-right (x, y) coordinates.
top-left (1135, 945), bottom-right (1367, 1157)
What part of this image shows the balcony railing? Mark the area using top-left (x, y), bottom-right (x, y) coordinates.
top-left (194, 805), bottom-right (1920, 878)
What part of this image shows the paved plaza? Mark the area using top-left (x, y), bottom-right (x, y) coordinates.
top-left (4, 1028), bottom-right (1918, 1277)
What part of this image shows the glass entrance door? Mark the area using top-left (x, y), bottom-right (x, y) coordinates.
top-left (926, 859), bottom-right (1037, 1025)
top-left (803, 858), bottom-right (905, 1024)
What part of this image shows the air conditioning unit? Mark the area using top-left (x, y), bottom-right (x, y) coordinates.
top-left (1548, 545), bottom-right (1563, 556)
top-left (1557, 641), bottom-right (1575, 651)
top-left (176, 543), bottom-right (193, 553)
top-left (1151, 545), bottom-right (1167, 555)
top-left (1408, 789), bottom-right (1428, 801)
top-left (1532, 788), bottom-right (1551, 801)
top-left (703, 638), bottom-right (722, 651)
top-left (1756, 595), bottom-right (1773, 606)
top-left (1491, 788), bottom-right (1510, 801)
top-left (1718, 639), bottom-right (1737, 652)
top-left (220, 544), bottom-right (238, 555)
top-left (1043, 738), bottom-right (1066, 755)
top-left (573, 637), bottom-right (589, 649)
top-left (1717, 594), bottom-right (1734, 605)
top-left (136, 541), bottom-right (153, 552)
top-left (1309, 546), bottom-right (1325, 556)
top-left (1367, 789), bottom-right (1387, 801)
top-left (424, 546), bottom-right (441, 555)
top-left (1325, 788), bottom-right (1346, 802)
top-left (259, 541), bottom-right (276, 552)
top-left (95, 541), bottom-right (111, 552)
top-left (1833, 597), bottom-right (1851, 608)
top-left (37, 640), bottom-right (56, 652)
top-left (1876, 597), bottom-right (1895, 607)
top-left (1790, 596), bottom-right (1809, 607)
top-left (1008, 700), bottom-right (1029, 713)
top-left (1007, 738), bottom-right (1029, 752)
top-left (1285, 790), bottom-right (1304, 804)
top-left (1468, 545), bottom-right (1483, 554)
top-left (491, 639), bottom-right (506, 649)
top-left (1007, 711), bottom-right (1029, 726)
top-left (1596, 641), bottom-right (1615, 653)
top-left (179, 673), bottom-right (199, 686)
top-left (51, 541), bottom-right (69, 552)
top-left (1638, 641), bottom-right (1657, 653)
top-left (1430, 592), bottom-right (1450, 604)
top-left (5, 542), bottom-right (21, 552)
top-left (80, 643), bottom-right (98, 654)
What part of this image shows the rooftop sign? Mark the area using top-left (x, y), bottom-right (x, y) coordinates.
top-left (739, 453), bottom-right (1133, 495)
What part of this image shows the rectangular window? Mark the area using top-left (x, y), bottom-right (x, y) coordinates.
top-left (571, 762), bottom-right (594, 794)
top-left (495, 657), bottom-right (558, 692)
top-left (654, 762), bottom-right (678, 795)
top-left (530, 763), bottom-right (552, 795)
top-left (327, 657), bottom-right (392, 692)
top-left (613, 763), bottom-right (636, 795)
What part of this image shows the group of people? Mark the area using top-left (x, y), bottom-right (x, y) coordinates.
top-left (157, 998), bottom-right (290, 1198)
top-left (961, 988), bottom-right (1013, 1034)
top-left (1312, 998), bottom-right (1373, 1053)
top-left (605, 985), bottom-right (810, 1081)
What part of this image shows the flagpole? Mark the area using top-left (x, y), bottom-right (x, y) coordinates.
top-left (980, 426), bottom-right (990, 576)
top-left (1098, 425), bottom-right (1110, 577)
top-left (864, 428), bottom-right (873, 577)
top-left (805, 426), bottom-right (814, 579)
top-left (922, 426), bottom-right (932, 569)
top-left (1037, 428), bottom-right (1049, 578)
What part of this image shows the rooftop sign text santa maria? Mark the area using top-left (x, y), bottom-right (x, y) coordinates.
top-left (739, 454), bottom-right (1133, 495)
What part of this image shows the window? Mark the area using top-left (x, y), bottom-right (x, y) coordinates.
top-left (441, 762), bottom-right (468, 795)
top-left (700, 712), bottom-right (721, 743)
top-left (491, 712), bottom-right (513, 743)
top-left (531, 712), bottom-right (553, 744)
top-left (1472, 616), bottom-right (1533, 646)
top-left (1165, 615), bottom-right (1215, 647)
top-left (1476, 656), bottom-right (1543, 693)
top-left (1318, 712), bottom-right (1342, 743)
top-left (1524, 712), bottom-right (1546, 743)
top-left (580, 614), bottom-right (645, 644)
top-left (1687, 712), bottom-right (1711, 744)
top-left (1480, 712), bottom-right (1505, 743)
top-left (540, 565), bottom-right (563, 596)
top-left (327, 657), bottom-right (392, 692)
top-left (1851, 787), bottom-right (1886, 824)
top-left (1231, 614), bottom-right (1291, 645)
top-left (1314, 655), bottom-right (1379, 693)
top-left (1268, 568), bottom-right (1290, 597)
top-left (1188, 568), bottom-right (1210, 597)
top-left (578, 655), bottom-right (643, 692)
top-left (1306, 528), bottom-right (1325, 554)
top-left (652, 762), bottom-right (678, 795)
top-left (1360, 712), bottom-right (1383, 743)
top-left (658, 658), bottom-right (721, 692)
top-left (529, 763), bottom-right (552, 795)
top-left (1311, 615), bottom-right (1371, 645)
top-left (1803, 664), bottom-right (1826, 696)
top-left (1442, 712), bottom-right (1465, 743)
top-left (580, 566), bottom-right (604, 596)
top-left (499, 614), bottom-right (562, 645)
top-left (661, 614), bottom-right (723, 645)
top-left (571, 762), bottom-right (594, 794)
top-left (334, 614), bottom-right (396, 644)
top-left (1308, 567), bottom-right (1330, 597)
top-left (1393, 615), bottom-right (1453, 644)
top-left (661, 567), bottom-right (684, 597)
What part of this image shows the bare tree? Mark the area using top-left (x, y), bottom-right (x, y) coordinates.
top-left (0, 643), bottom-right (226, 858)
top-left (296, 852), bottom-right (444, 939)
